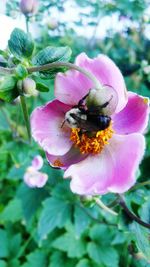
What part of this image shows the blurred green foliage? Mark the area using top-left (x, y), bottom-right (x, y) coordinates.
top-left (0, 0), bottom-right (150, 266)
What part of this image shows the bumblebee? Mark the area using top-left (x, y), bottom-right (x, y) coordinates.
top-left (64, 92), bottom-right (112, 132)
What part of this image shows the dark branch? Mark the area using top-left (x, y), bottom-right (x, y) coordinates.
top-left (118, 194), bottom-right (150, 230)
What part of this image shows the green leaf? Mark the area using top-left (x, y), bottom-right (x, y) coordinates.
top-left (7, 259), bottom-right (20, 267)
top-left (36, 82), bottom-right (49, 92)
top-left (0, 151), bottom-right (11, 179)
top-left (89, 224), bottom-right (114, 245)
top-left (0, 260), bottom-right (7, 267)
top-left (131, 222), bottom-right (150, 261)
top-left (9, 234), bottom-right (22, 258)
top-left (49, 251), bottom-right (76, 267)
top-left (22, 250), bottom-right (47, 267)
top-left (74, 205), bottom-right (91, 237)
top-left (8, 28), bottom-right (34, 59)
top-left (129, 198), bottom-right (150, 261)
top-left (38, 196), bottom-right (72, 240)
top-left (87, 242), bottom-right (119, 267)
top-left (51, 180), bottom-right (74, 201)
top-left (32, 46), bottom-right (71, 65)
top-left (15, 64), bottom-right (28, 79)
top-left (76, 259), bottom-right (91, 267)
top-left (0, 198), bottom-right (23, 223)
top-left (139, 197), bottom-right (150, 223)
top-left (52, 232), bottom-right (86, 258)
top-left (0, 76), bottom-right (18, 102)
top-left (0, 229), bottom-right (9, 258)
top-left (32, 46), bottom-right (72, 78)
top-left (17, 184), bottom-right (48, 223)
top-left (112, 232), bottom-right (127, 245)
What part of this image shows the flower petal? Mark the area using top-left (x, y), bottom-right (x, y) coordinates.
top-left (55, 67), bottom-right (92, 106)
top-left (64, 134), bottom-right (145, 195)
top-left (32, 155), bottom-right (43, 170)
top-left (55, 53), bottom-right (127, 112)
top-left (46, 147), bottom-right (87, 170)
top-left (112, 92), bottom-right (149, 134)
top-left (24, 167), bottom-right (48, 188)
top-left (31, 100), bottom-right (72, 155)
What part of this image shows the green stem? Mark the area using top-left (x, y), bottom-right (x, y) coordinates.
top-left (25, 15), bottom-right (29, 33)
top-left (107, 196), bottom-right (120, 208)
top-left (130, 181), bottom-right (150, 191)
top-left (94, 197), bottom-right (118, 216)
top-left (0, 67), bottom-right (14, 75)
top-left (0, 62), bottom-right (102, 89)
top-left (20, 95), bottom-right (31, 141)
top-left (28, 62), bottom-right (102, 89)
top-left (17, 229), bottom-right (36, 258)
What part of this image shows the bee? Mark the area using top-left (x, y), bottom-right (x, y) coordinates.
top-left (63, 92), bottom-right (112, 133)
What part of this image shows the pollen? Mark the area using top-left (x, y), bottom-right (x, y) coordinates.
top-left (70, 125), bottom-right (114, 154)
top-left (53, 159), bottom-right (64, 167)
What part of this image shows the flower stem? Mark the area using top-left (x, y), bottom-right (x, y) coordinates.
top-left (25, 16), bottom-right (29, 33)
top-left (0, 67), bottom-right (14, 75)
top-left (130, 181), bottom-right (150, 191)
top-left (94, 197), bottom-right (118, 216)
top-left (28, 62), bottom-right (102, 89)
top-left (20, 95), bottom-right (31, 141)
top-left (118, 194), bottom-right (150, 230)
top-left (0, 62), bottom-right (102, 89)
top-left (78, 203), bottom-right (117, 227)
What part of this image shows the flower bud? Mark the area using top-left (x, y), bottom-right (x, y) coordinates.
top-left (17, 78), bottom-right (38, 97)
top-left (47, 18), bottom-right (58, 30)
top-left (20, 0), bottom-right (38, 15)
top-left (86, 86), bottom-right (118, 116)
top-left (23, 155), bottom-right (48, 188)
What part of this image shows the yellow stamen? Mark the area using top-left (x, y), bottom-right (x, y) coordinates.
top-left (70, 124), bottom-right (114, 154)
top-left (53, 159), bottom-right (64, 167)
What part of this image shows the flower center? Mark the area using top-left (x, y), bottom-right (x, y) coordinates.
top-left (70, 124), bottom-right (114, 154)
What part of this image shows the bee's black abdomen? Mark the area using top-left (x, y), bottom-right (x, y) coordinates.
top-left (98, 115), bottom-right (111, 130)
top-left (87, 114), bottom-right (111, 131)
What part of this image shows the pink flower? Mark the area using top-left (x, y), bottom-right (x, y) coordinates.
top-left (24, 155), bottom-right (48, 188)
top-left (20, 0), bottom-right (38, 15)
top-left (31, 53), bottom-right (149, 195)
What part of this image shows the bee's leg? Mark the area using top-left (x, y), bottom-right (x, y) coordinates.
top-left (78, 93), bottom-right (89, 107)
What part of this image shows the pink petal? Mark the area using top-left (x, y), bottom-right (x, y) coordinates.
top-left (112, 92), bottom-right (149, 134)
top-left (64, 134), bottom-right (145, 195)
top-left (55, 68), bottom-right (92, 106)
top-left (31, 100), bottom-right (72, 156)
top-left (55, 53), bottom-right (127, 112)
top-left (46, 147), bottom-right (87, 170)
top-left (32, 155), bottom-right (43, 170)
top-left (24, 167), bottom-right (48, 188)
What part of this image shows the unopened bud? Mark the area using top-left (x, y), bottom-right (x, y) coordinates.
top-left (86, 86), bottom-right (118, 116)
top-left (20, 0), bottom-right (38, 15)
top-left (47, 18), bottom-right (58, 30)
top-left (17, 78), bottom-right (38, 97)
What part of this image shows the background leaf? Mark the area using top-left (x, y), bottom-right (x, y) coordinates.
top-left (0, 76), bottom-right (18, 102)
top-left (32, 46), bottom-right (72, 78)
top-left (8, 28), bottom-right (34, 59)
top-left (38, 196), bottom-right (72, 240)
